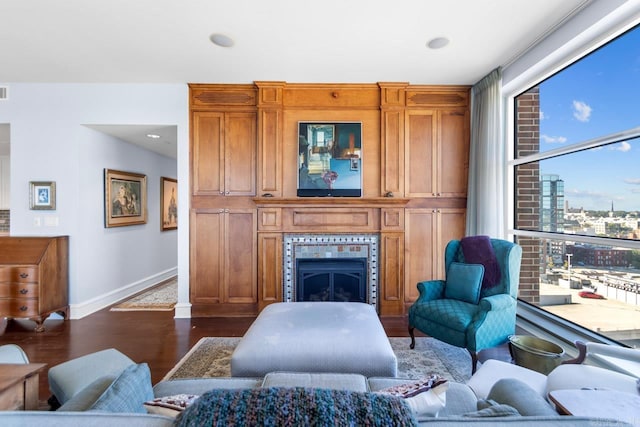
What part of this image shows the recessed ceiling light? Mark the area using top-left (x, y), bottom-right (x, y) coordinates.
top-left (146, 134), bottom-right (161, 139)
top-left (427, 37), bottom-right (450, 49)
top-left (210, 33), bottom-right (235, 48)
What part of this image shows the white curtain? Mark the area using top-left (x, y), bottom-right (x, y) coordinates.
top-left (466, 67), bottom-right (504, 238)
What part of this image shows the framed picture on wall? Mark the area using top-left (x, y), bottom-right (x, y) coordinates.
top-left (160, 177), bottom-right (177, 231)
top-left (104, 169), bottom-right (147, 228)
top-left (29, 181), bottom-right (56, 210)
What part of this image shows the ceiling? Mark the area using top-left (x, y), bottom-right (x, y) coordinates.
top-left (0, 0), bottom-right (592, 158)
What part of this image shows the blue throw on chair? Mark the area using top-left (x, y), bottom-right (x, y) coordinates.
top-left (408, 237), bottom-right (522, 374)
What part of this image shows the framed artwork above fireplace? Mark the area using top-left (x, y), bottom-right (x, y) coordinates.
top-left (297, 121), bottom-right (362, 197)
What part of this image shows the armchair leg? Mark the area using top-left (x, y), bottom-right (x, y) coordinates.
top-left (468, 350), bottom-right (478, 374)
top-left (408, 326), bottom-right (416, 349)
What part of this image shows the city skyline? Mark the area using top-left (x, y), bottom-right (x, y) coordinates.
top-left (537, 24), bottom-right (640, 212)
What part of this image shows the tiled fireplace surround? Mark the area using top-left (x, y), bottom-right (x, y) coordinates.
top-left (283, 234), bottom-right (379, 308)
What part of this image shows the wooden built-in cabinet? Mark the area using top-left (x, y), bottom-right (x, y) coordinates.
top-left (190, 209), bottom-right (257, 316)
top-left (0, 236), bottom-right (68, 331)
top-left (190, 83), bottom-right (469, 317)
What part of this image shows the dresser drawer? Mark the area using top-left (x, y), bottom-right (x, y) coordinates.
top-left (0, 267), bottom-right (39, 283)
top-left (0, 283), bottom-right (39, 298)
top-left (0, 298), bottom-right (40, 317)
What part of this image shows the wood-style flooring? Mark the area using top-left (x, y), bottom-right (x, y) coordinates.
top-left (0, 307), bottom-right (414, 403)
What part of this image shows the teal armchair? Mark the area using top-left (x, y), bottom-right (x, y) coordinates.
top-left (408, 238), bottom-right (522, 374)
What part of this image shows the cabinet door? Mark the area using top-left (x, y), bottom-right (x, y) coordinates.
top-left (434, 208), bottom-right (466, 278)
top-left (405, 110), bottom-right (436, 198)
top-left (437, 110), bottom-right (469, 197)
top-left (225, 113), bottom-right (257, 196)
top-left (404, 208), bottom-right (466, 303)
top-left (192, 113), bottom-right (224, 196)
top-left (224, 209), bottom-right (257, 303)
top-left (190, 210), bottom-right (224, 303)
top-left (404, 209), bottom-right (437, 302)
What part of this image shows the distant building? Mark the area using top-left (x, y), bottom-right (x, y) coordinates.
top-left (541, 174), bottom-right (565, 264)
top-left (566, 243), bottom-right (631, 267)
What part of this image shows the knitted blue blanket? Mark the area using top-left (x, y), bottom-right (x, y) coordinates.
top-left (175, 387), bottom-right (417, 427)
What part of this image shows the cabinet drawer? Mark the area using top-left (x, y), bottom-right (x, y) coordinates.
top-left (0, 267), bottom-right (39, 283)
top-left (0, 298), bottom-right (40, 317)
top-left (0, 283), bottom-right (39, 298)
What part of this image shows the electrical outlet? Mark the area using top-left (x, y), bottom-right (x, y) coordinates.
top-left (33, 217), bottom-right (41, 227)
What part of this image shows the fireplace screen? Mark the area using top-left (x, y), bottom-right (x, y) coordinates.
top-left (296, 258), bottom-right (367, 303)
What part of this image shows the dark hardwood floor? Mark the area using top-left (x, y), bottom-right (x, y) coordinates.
top-left (0, 307), bottom-right (414, 403)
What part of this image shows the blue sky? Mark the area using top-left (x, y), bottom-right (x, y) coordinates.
top-left (537, 24), bottom-right (640, 212)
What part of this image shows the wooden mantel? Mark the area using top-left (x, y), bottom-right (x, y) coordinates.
top-left (253, 197), bottom-right (410, 208)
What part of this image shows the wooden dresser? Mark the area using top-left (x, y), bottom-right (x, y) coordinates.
top-left (0, 236), bottom-right (69, 332)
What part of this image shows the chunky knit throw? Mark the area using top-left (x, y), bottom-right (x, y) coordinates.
top-left (175, 387), bottom-right (418, 427)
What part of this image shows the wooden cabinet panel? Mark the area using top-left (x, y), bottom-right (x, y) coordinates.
top-left (190, 210), bottom-right (223, 304)
top-left (380, 232), bottom-right (404, 315)
top-left (0, 236), bottom-right (68, 332)
top-left (381, 110), bottom-right (404, 195)
top-left (190, 209), bottom-right (257, 311)
top-left (405, 210), bottom-right (436, 302)
top-left (381, 208), bottom-right (404, 231)
top-left (191, 111), bottom-right (257, 197)
top-left (258, 233), bottom-right (282, 310)
top-left (225, 210), bottom-right (257, 303)
top-left (225, 113), bottom-right (257, 196)
top-left (404, 208), bottom-right (465, 304)
top-left (438, 110), bottom-right (469, 197)
top-left (405, 108), bottom-right (469, 198)
top-left (192, 112), bottom-right (224, 196)
top-left (405, 110), bottom-right (436, 197)
top-left (258, 109), bottom-right (282, 196)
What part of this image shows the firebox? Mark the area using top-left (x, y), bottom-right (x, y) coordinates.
top-left (296, 258), bottom-right (367, 303)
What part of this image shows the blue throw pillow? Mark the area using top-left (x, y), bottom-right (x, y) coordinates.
top-left (89, 363), bottom-right (154, 413)
top-left (444, 262), bottom-right (484, 304)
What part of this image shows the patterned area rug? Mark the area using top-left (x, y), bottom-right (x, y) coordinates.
top-left (110, 278), bottom-right (177, 311)
top-left (163, 336), bottom-right (471, 382)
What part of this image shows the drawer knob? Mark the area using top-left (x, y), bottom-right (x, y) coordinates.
top-left (19, 306), bottom-right (28, 311)
top-left (19, 288), bottom-right (28, 294)
top-left (19, 273), bottom-right (29, 278)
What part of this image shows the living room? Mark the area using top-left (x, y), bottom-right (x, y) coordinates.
top-left (1, 0), bottom-right (639, 424)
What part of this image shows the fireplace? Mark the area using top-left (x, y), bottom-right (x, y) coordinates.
top-left (283, 234), bottom-right (378, 308)
top-left (296, 258), bottom-right (368, 302)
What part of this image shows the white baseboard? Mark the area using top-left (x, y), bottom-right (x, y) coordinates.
top-left (173, 302), bottom-right (192, 318)
top-left (68, 268), bottom-right (177, 319)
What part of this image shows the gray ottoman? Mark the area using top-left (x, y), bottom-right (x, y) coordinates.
top-left (230, 302), bottom-right (397, 377)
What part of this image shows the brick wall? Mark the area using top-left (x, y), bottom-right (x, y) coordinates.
top-left (0, 210), bottom-right (9, 232)
top-left (514, 88), bottom-right (541, 304)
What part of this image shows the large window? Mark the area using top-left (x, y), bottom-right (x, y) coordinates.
top-left (512, 25), bottom-right (640, 347)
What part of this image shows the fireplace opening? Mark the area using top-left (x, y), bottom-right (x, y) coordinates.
top-left (296, 258), bottom-right (367, 303)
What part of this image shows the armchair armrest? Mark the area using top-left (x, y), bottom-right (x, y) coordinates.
top-left (415, 280), bottom-right (445, 303)
top-left (478, 294), bottom-right (515, 312)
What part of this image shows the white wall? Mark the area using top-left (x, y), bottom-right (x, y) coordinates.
top-left (0, 83), bottom-right (189, 318)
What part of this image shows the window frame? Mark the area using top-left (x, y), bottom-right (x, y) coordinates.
top-left (504, 13), bottom-right (640, 348)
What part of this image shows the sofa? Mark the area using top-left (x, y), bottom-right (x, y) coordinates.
top-left (0, 364), bottom-right (633, 426)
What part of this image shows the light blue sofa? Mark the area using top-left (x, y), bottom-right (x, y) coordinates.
top-left (0, 370), bottom-right (632, 426)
